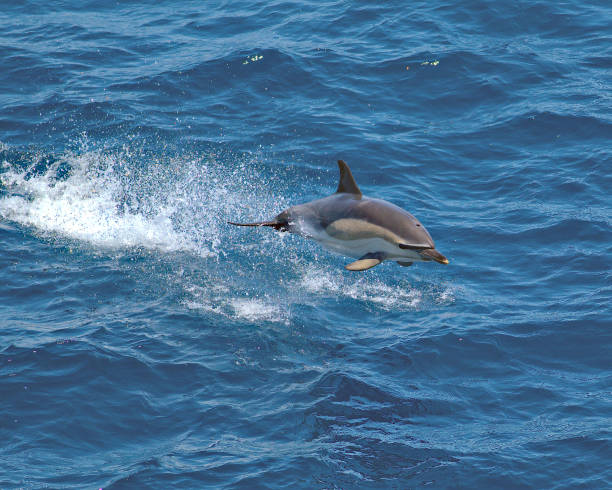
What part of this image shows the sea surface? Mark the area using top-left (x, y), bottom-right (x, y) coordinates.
top-left (1, 1), bottom-right (611, 488)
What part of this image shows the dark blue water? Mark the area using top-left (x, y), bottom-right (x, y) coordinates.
top-left (1, 1), bottom-right (611, 488)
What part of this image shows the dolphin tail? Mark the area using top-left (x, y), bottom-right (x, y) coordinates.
top-left (228, 220), bottom-right (288, 232)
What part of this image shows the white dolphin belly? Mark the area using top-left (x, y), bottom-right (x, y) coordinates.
top-left (305, 226), bottom-right (425, 262)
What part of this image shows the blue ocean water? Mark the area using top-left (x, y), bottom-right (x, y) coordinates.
top-left (1, 1), bottom-right (611, 487)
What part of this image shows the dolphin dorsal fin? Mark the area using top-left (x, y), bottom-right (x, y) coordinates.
top-left (336, 160), bottom-right (362, 196)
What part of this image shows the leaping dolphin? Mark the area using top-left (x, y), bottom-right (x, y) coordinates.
top-left (229, 160), bottom-right (449, 271)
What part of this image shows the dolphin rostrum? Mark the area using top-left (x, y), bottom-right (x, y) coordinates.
top-left (229, 160), bottom-right (449, 271)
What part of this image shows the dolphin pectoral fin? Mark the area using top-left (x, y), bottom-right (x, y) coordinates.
top-left (345, 253), bottom-right (385, 271)
top-left (345, 258), bottom-right (381, 271)
top-left (397, 261), bottom-right (413, 267)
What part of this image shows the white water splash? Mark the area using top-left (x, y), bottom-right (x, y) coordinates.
top-left (0, 150), bottom-right (199, 253)
top-left (0, 146), bottom-right (287, 258)
top-left (300, 264), bottom-right (454, 311)
top-left (184, 284), bottom-right (289, 323)
top-left (230, 298), bottom-right (285, 323)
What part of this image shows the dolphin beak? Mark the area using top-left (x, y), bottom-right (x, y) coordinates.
top-left (420, 248), bottom-right (449, 265)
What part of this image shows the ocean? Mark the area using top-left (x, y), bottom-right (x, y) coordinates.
top-left (1, 1), bottom-right (610, 488)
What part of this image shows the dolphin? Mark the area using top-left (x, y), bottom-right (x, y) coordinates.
top-left (229, 160), bottom-right (449, 271)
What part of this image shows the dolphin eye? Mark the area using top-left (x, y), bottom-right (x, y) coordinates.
top-left (416, 223), bottom-right (421, 227)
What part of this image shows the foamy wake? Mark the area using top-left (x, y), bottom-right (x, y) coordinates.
top-left (0, 150), bottom-right (199, 252)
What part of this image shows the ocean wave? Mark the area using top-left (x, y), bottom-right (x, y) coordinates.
top-left (2, 0), bottom-right (611, 486)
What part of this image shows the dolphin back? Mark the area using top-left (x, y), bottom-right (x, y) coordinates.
top-left (300, 193), bottom-right (435, 249)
